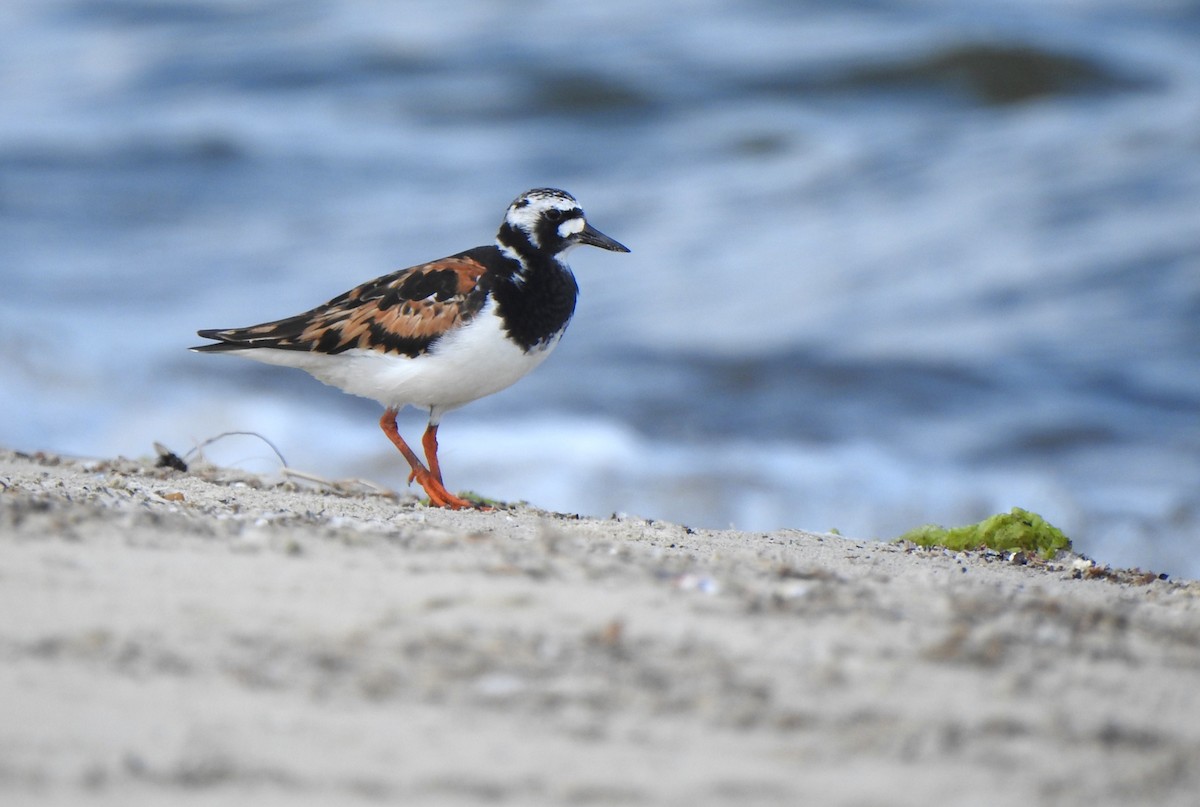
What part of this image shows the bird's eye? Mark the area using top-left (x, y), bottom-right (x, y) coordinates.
top-left (545, 209), bottom-right (563, 222)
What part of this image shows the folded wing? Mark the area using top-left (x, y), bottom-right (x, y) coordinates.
top-left (194, 253), bottom-right (492, 359)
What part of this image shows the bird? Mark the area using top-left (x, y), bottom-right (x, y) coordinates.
top-left (192, 188), bottom-right (629, 509)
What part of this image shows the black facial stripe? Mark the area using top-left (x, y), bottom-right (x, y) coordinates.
top-left (497, 221), bottom-right (536, 259)
top-left (535, 209), bottom-right (583, 250)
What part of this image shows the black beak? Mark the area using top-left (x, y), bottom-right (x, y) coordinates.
top-left (576, 222), bottom-right (630, 253)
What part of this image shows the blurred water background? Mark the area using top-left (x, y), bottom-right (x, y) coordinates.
top-left (2, 0), bottom-right (1198, 576)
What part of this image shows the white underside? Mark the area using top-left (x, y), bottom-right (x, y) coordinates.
top-left (218, 299), bottom-right (561, 422)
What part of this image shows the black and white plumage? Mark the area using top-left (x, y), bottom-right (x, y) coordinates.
top-left (193, 188), bottom-right (629, 508)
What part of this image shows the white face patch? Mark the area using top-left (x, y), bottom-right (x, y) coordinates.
top-left (505, 201), bottom-right (543, 235)
top-left (557, 216), bottom-right (585, 239)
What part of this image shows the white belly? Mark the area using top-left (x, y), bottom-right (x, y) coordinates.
top-left (229, 299), bottom-right (562, 419)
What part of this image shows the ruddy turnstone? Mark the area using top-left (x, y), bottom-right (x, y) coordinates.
top-left (193, 188), bottom-right (629, 509)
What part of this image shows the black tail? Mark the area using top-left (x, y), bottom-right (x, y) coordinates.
top-left (191, 329), bottom-right (251, 352)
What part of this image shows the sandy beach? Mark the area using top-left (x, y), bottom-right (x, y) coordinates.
top-left (2, 447), bottom-right (1199, 806)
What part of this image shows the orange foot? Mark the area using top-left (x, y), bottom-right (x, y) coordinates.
top-left (410, 465), bottom-right (490, 510)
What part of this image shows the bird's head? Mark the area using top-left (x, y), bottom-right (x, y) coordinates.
top-left (498, 188), bottom-right (630, 258)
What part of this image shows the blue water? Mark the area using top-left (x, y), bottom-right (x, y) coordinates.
top-left (3, 1), bottom-right (1199, 577)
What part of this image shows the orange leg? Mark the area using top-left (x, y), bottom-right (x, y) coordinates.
top-left (378, 410), bottom-right (476, 510)
top-left (422, 422), bottom-right (444, 485)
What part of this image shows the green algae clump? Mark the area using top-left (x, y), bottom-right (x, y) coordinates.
top-left (898, 507), bottom-right (1072, 558)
